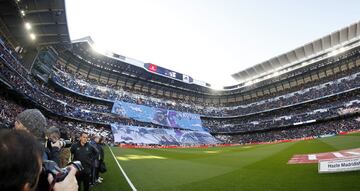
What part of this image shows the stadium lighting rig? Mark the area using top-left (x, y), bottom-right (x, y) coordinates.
top-left (20, 10), bottom-right (25, 16)
top-left (16, 1), bottom-right (38, 42)
top-left (25, 22), bottom-right (36, 41)
top-left (19, 10), bottom-right (36, 41)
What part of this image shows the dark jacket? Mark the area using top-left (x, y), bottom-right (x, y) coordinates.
top-left (96, 143), bottom-right (104, 162)
top-left (45, 140), bottom-right (61, 165)
top-left (70, 142), bottom-right (98, 174)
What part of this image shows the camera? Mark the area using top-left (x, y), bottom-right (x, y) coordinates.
top-left (47, 138), bottom-right (72, 149)
top-left (37, 160), bottom-right (83, 191)
top-left (42, 160), bottom-right (83, 182)
top-left (56, 139), bottom-right (72, 148)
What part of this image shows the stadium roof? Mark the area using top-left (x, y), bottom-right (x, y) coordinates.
top-left (232, 21), bottom-right (360, 84)
top-left (0, 0), bottom-right (70, 47)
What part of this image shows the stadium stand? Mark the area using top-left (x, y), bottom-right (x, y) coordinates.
top-left (0, 0), bottom-right (360, 147)
top-left (2, 32), bottom-right (360, 145)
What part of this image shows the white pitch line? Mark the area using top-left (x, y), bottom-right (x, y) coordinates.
top-left (347, 151), bottom-right (360, 156)
top-left (108, 146), bottom-right (138, 191)
top-left (332, 152), bottom-right (344, 158)
top-left (308, 154), bottom-right (317, 160)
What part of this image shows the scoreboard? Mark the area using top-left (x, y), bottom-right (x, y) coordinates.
top-left (144, 63), bottom-right (193, 83)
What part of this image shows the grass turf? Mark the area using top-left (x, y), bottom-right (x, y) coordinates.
top-left (93, 133), bottom-right (360, 191)
top-left (90, 146), bottom-right (133, 191)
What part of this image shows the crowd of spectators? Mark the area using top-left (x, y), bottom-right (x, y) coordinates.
top-left (3, 34), bottom-right (360, 145)
top-left (52, 66), bottom-right (201, 113)
top-left (204, 90), bottom-right (360, 133)
top-left (49, 61), bottom-right (360, 134)
top-left (52, 60), bottom-right (360, 118)
top-left (0, 59), bottom-right (192, 135)
top-left (224, 71), bottom-right (358, 116)
top-left (0, 89), bottom-right (113, 143)
top-left (1, 33), bottom-right (359, 118)
top-left (38, 81), bottom-right (112, 113)
top-left (215, 116), bottom-right (360, 144)
top-left (0, 94), bottom-right (24, 128)
top-left (1, 54), bottom-right (192, 127)
top-left (5, 36), bottom-right (356, 129)
top-left (0, 44), bottom-right (124, 125)
top-left (0, 74), bottom-right (181, 144)
top-left (1, 37), bottom-right (115, 114)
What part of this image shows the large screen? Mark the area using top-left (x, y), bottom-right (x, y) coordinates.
top-left (111, 123), bottom-right (220, 145)
top-left (144, 63), bottom-right (194, 83)
top-left (112, 101), bottom-right (204, 131)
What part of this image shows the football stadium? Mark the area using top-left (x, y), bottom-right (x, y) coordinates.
top-left (0, 0), bottom-right (360, 191)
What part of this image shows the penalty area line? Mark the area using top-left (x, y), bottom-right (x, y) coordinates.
top-left (108, 146), bottom-right (138, 191)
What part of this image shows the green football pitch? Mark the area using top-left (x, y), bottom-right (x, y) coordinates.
top-left (93, 133), bottom-right (360, 191)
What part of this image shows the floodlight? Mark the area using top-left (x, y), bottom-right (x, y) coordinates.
top-left (20, 10), bottom-right (25, 16)
top-left (25, 22), bottom-right (31, 30)
top-left (29, 33), bottom-right (36, 40)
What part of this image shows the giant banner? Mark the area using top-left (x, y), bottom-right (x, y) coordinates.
top-left (112, 101), bottom-right (204, 131)
top-left (111, 123), bottom-right (220, 146)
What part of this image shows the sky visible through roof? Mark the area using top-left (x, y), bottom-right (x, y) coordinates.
top-left (66, 0), bottom-right (360, 89)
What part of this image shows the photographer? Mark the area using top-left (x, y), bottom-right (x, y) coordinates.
top-left (14, 109), bottom-right (79, 191)
top-left (15, 109), bottom-right (47, 141)
top-left (59, 129), bottom-right (72, 168)
top-left (0, 129), bottom-right (78, 191)
top-left (46, 126), bottom-right (62, 165)
top-left (46, 126), bottom-right (72, 166)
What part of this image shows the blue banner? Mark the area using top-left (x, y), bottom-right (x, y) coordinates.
top-left (112, 101), bottom-right (204, 131)
top-left (111, 123), bottom-right (219, 145)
